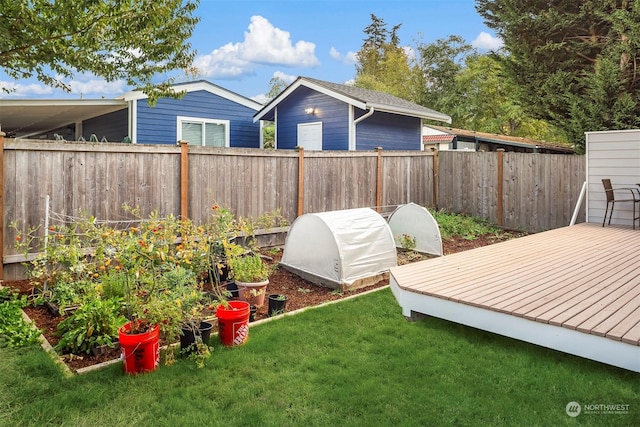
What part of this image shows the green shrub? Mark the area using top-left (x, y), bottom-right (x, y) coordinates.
top-left (55, 297), bottom-right (126, 354)
top-left (431, 210), bottom-right (503, 240)
top-left (100, 270), bottom-right (127, 299)
top-left (0, 290), bottom-right (42, 348)
top-left (229, 253), bottom-right (271, 283)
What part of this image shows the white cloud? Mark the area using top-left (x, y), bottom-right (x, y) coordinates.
top-left (250, 71), bottom-right (297, 104)
top-left (403, 46), bottom-right (416, 63)
top-left (272, 71), bottom-right (297, 85)
top-left (194, 15), bottom-right (319, 79)
top-left (0, 76), bottom-right (126, 98)
top-left (193, 43), bottom-right (255, 79)
top-left (0, 81), bottom-right (54, 97)
top-left (251, 93), bottom-right (270, 104)
top-left (330, 47), bottom-right (357, 65)
top-left (67, 78), bottom-right (127, 96)
top-left (471, 32), bottom-right (504, 50)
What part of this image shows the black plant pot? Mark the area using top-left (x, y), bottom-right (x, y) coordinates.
top-left (249, 305), bottom-right (258, 322)
top-left (225, 282), bottom-right (239, 299)
top-left (267, 294), bottom-right (288, 317)
top-left (180, 321), bottom-right (213, 354)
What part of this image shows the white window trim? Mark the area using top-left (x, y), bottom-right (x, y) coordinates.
top-left (176, 115), bottom-right (230, 147)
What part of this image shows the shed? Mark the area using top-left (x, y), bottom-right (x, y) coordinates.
top-left (387, 203), bottom-right (443, 256)
top-left (280, 208), bottom-right (397, 290)
top-left (254, 76), bottom-right (451, 151)
top-left (423, 125), bottom-right (574, 154)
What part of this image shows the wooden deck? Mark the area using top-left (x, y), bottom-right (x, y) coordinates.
top-left (389, 222), bottom-right (640, 373)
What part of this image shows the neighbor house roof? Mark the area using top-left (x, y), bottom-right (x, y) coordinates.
top-left (422, 134), bottom-right (455, 143)
top-left (254, 76), bottom-right (451, 123)
top-left (425, 125), bottom-right (575, 154)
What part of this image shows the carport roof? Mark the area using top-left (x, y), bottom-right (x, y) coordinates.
top-left (0, 98), bottom-right (127, 138)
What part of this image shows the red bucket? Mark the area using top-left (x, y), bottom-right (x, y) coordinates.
top-left (216, 300), bottom-right (250, 346)
top-left (118, 322), bottom-right (160, 374)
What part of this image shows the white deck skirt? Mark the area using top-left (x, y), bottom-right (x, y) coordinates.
top-left (389, 223), bottom-right (640, 373)
top-left (390, 278), bottom-right (640, 373)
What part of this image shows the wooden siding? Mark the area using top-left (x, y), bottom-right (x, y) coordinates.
top-left (586, 130), bottom-right (640, 227)
top-left (357, 113), bottom-right (421, 150)
top-left (389, 223), bottom-right (640, 372)
top-left (135, 90), bottom-right (260, 147)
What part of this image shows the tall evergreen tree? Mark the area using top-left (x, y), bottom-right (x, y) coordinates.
top-left (355, 14), bottom-right (421, 102)
top-left (477, 0), bottom-right (640, 152)
top-left (415, 35), bottom-right (476, 114)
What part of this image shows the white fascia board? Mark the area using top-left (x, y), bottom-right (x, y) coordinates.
top-left (254, 79), bottom-right (304, 122)
top-left (0, 99), bottom-right (126, 107)
top-left (254, 78), bottom-right (367, 122)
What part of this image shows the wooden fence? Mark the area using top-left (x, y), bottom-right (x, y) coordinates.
top-left (437, 150), bottom-right (586, 231)
top-left (0, 137), bottom-right (586, 279)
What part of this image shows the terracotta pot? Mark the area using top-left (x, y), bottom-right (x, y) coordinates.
top-left (235, 279), bottom-right (269, 307)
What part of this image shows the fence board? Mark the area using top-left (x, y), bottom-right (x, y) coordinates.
top-left (1, 140), bottom-right (586, 279)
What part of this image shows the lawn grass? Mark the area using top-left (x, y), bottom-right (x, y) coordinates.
top-left (3, 289), bottom-right (639, 426)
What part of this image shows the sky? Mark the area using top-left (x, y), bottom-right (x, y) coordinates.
top-left (0, 0), bottom-right (503, 103)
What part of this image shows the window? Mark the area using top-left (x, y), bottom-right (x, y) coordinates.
top-left (177, 116), bottom-right (230, 147)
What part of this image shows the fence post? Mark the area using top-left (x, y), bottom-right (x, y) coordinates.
top-left (179, 141), bottom-right (189, 220)
top-left (297, 147), bottom-right (304, 217)
top-left (376, 147), bottom-right (383, 213)
top-left (497, 148), bottom-right (505, 227)
top-left (0, 129), bottom-right (4, 279)
top-left (432, 148), bottom-right (439, 210)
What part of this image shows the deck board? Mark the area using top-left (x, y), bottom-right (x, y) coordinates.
top-left (389, 223), bottom-right (640, 372)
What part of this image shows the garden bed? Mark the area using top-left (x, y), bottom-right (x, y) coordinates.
top-left (6, 231), bottom-right (525, 372)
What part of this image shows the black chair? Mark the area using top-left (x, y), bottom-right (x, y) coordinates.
top-left (602, 179), bottom-right (640, 229)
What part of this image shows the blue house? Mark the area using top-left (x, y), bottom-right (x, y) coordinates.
top-left (124, 81), bottom-right (262, 147)
top-left (253, 77), bottom-right (451, 151)
top-left (1, 80), bottom-right (263, 147)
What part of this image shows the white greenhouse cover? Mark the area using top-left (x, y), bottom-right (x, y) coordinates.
top-left (387, 203), bottom-right (443, 256)
top-left (281, 208), bottom-right (397, 288)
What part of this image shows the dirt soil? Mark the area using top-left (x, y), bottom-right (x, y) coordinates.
top-left (7, 231), bottom-right (526, 372)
